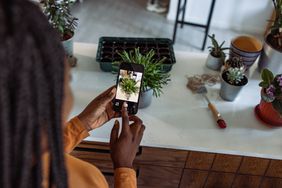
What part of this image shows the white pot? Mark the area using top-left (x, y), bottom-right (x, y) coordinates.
top-left (205, 53), bottom-right (224, 71)
top-left (62, 35), bottom-right (74, 56)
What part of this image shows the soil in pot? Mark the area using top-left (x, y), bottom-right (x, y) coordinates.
top-left (266, 33), bottom-right (282, 52)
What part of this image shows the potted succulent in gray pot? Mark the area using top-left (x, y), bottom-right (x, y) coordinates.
top-left (116, 48), bottom-right (171, 108)
top-left (119, 77), bottom-right (140, 100)
top-left (42, 0), bottom-right (78, 56)
top-left (220, 67), bottom-right (248, 101)
top-left (258, 0), bottom-right (282, 74)
top-left (206, 34), bottom-right (229, 71)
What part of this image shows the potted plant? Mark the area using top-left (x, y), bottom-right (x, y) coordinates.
top-left (255, 68), bottom-right (282, 126)
top-left (220, 67), bottom-right (248, 101)
top-left (224, 57), bottom-right (244, 70)
top-left (206, 34), bottom-right (229, 71)
top-left (258, 0), bottom-right (282, 74)
top-left (115, 48), bottom-right (171, 108)
top-left (42, 0), bottom-right (78, 56)
top-left (119, 77), bottom-right (139, 100)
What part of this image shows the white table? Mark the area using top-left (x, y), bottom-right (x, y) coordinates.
top-left (70, 42), bottom-right (282, 160)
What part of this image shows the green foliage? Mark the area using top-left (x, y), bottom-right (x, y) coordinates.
top-left (119, 77), bottom-right (139, 95)
top-left (259, 68), bottom-right (274, 88)
top-left (259, 68), bottom-right (282, 116)
top-left (207, 34), bottom-right (229, 58)
top-left (115, 48), bottom-right (171, 97)
top-left (270, 0), bottom-right (282, 46)
top-left (43, 0), bottom-right (78, 40)
top-left (226, 67), bottom-right (245, 85)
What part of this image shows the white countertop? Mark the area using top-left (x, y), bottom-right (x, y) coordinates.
top-left (70, 42), bottom-right (282, 160)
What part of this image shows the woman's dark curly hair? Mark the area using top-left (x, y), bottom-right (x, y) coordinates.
top-left (0, 0), bottom-right (67, 187)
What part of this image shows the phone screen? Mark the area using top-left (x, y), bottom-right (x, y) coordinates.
top-left (116, 69), bottom-right (143, 102)
top-left (113, 63), bottom-right (144, 114)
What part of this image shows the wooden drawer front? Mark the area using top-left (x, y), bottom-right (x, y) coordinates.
top-left (70, 141), bottom-right (111, 161)
top-left (137, 164), bottom-right (182, 188)
top-left (135, 147), bottom-right (188, 168)
top-left (71, 141), bottom-right (188, 168)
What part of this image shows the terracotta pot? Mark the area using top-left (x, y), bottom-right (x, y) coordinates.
top-left (255, 98), bottom-right (282, 127)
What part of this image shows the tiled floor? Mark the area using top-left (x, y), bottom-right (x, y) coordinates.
top-left (72, 0), bottom-right (263, 52)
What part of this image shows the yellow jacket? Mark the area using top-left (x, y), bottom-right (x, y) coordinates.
top-left (51, 117), bottom-right (136, 188)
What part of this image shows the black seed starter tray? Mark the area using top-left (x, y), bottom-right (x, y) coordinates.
top-left (96, 37), bottom-right (176, 72)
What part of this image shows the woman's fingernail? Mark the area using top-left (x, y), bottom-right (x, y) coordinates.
top-left (123, 102), bottom-right (128, 108)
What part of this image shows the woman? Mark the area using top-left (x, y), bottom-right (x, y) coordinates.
top-left (0, 0), bottom-right (145, 187)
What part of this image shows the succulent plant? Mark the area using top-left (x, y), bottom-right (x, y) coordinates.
top-left (208, 34), bottom-right (229, 58)
top-left (119, 77), bottom-right (139, 96)
top-left (226, 67), bottom-right (245, 85)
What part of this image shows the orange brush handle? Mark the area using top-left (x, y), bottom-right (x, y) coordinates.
top-left (208, 103), bottom-right (227, 129)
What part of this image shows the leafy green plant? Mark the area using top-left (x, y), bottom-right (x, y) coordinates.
top-left (119, 77), bottom-right (139, 95)
top-left (259, 68), bottom-right (282, 115)
top-left (115, 48), bottom-right (170, 97)
top-left (270, 0), bottom-right (282, 47)
top-left (225, 67), bottom-right (245, 85)
top-left (208, 34), bottom-right (229, 58)
top-left (42, 0), bottom-right (78, 40)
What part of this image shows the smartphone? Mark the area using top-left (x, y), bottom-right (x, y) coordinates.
top-left (113, 62), bottom-right (144, 114)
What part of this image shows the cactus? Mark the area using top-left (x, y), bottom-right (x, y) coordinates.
top-left (225, 57), bottom-right (244, 69)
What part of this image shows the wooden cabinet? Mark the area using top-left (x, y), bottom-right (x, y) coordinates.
top-left (71, 141), bottom-right (282, 188)
top-left (70, 141), bottom-right (187, 188)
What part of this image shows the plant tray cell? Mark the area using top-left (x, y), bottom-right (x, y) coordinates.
top-left (96, 37), bottom-right (176, 72)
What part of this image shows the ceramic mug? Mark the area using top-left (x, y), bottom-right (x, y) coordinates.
top-left (229, 36), bottom-right (262, 68)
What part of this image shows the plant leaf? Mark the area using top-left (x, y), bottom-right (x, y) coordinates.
top-left (261, 68), bottom-right (274, 85)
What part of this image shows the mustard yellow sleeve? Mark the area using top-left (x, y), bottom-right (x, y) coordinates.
top-left (114, 168), bottom-right (137, 188)
top-left (64, 117), bottom-right (89, 153)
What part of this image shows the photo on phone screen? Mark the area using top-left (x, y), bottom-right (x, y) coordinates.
top-left (113, 63), bottom-right (144, 114)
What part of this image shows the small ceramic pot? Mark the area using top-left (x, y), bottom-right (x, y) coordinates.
top-left (62, 35), bottom-right (74, 56)
top-left (255, 90), bottom-right (282, 126)
top-left (206, 53), bottom-right (224, 71)
top-left (139, 89), bottom-right (153, 108)
top-left (220, 72), bottom-right (248, 101)
top-left (229, 35), bottom-right (262, 68)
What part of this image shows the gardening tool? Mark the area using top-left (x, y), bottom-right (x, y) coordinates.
top-left (197, 86), bottom-right (227, 129)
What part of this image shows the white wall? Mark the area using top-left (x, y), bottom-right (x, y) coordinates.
top-left (167, 0), bottom-right (273, 34)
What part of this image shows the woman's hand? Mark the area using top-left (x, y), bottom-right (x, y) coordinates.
top-left (77, 86), bottom-right (118, 131)
top-left (110, 103), bottom-right (145, 169)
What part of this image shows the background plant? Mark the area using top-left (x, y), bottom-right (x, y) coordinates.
top-left (119, 77), bottom-right (139, 95)
top-left (270, 0), bottom-right (282, 47)
top-left (225, 67), bottom-right (245, 85)
top-left (225, 57), bottom-right (244, 69)
top-left (259, 68), bottom-right (282, 115)
top-left (208, 34), bottom-right (229, 58)
top-left (42, 0), bottom-right (78, 40)
top-left (116, 48), bottom-right (171, 97)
